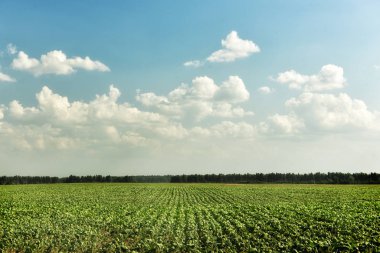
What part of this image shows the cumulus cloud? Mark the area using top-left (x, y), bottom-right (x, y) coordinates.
top-left (0, 123), bottom-right (79, 150)
top-left (153, 123), bottom-right (189, 139)
top-left (0, 82), bottom-right (257, 151)
top-left (285, 92), bottom-right (380, 131)
top-left (258, 86), bottom-right (274, 94)
top-left (9, 100), bottom-right (38, 119)
top-left (11, 50), bottom-right (110, 76)
top-left (1, 70), bottom-right (379, 155)
top-left (260, 65), bottom-right (380, 135)
top-left (0, 72), bottom-right (16, 82)
top-left (261, 91), bottom-right (380, 136)
top-left (207, 31), bottom-right (260, 63)
top-left (104, 126), bottom-right (149, 146)
top-left (184, 31), bottom-right (260, 67)
top-left (261, 113), bottom-right (305, 134)
top-left (1, 85), bottom-right (168, 150)
top-left (217, 76), bottom-right (250, 102)
top-left (6, 43), bottom-right (17, 55)
top-left (136, 75), bottom-right (253, 121)
top-left (7, 85), bottom-right (163, 125)
top-left (192, 121), bottom-right (256, 139)
top-left (275, 64), bottom-right (346, 91)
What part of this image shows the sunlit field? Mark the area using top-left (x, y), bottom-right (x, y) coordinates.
top-left (1, 183), bottom-right (379, 252)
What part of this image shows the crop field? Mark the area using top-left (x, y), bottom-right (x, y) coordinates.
top-left (0, 184), bottom-right (379, 252)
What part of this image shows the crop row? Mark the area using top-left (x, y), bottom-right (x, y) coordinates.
top-left (0, 184), bottom-right (379, 252)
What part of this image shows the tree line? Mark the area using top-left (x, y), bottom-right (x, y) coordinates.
top-left (0, 175), bottom-right (171, 185)
top-left (0, 172), bottom-right (379, 185)
top-left (170, 172), bottom-right (380, 184)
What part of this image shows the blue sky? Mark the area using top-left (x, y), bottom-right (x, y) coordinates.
top-left (0, 1), bottom-right (380, 175)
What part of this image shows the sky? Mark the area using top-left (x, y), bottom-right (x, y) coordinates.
top-left (0, 0), bottom-right (380, 176)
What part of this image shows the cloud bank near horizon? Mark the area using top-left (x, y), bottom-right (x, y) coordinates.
top-left (1, 62), bottom-right (379, 175)
top-left (1, 64), bottom-right (379, 154)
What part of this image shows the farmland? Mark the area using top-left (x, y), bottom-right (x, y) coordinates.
top-left (0, 184), bottom-right (379, 252)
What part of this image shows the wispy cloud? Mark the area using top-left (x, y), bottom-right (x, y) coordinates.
top-left (6, 43), bottom-right (17, 55)
top-left (258, 86), bottom-right (274, 94)
top-left (183, 60), bottom-right (204, 68)
top-left (0, 72), bottom-right (16, 82)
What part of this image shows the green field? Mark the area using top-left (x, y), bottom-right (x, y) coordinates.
top-left (0, 184), bottom-right (379, 252)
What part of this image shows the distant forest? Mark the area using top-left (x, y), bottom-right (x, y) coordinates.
top-left (0, 172), bottom-right (379, 185)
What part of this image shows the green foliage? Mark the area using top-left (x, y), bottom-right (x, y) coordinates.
top-left (0, 184), bottom-right (379, 252)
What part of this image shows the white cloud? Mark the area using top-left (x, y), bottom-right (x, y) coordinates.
top-left (0, 123), bottom-right (79, 150)
top-left (191, 76), bottom-right (219, 99)
top-left (12, 51), bottom-right (39, 70)
top-left (183, 60), bottom-right (203, 68)
top-left (275, 70), bottom-right (307, 90)
top-left (0, 106), bottom-right (4, 120)
top-left (6, 85), bottom-right (165, 126)
top-left (210, 121), bottom-right (256, 138)
top-left (285, 92), bottom-right (380, 131)
top-left (1, 85), bottom-right (169, 150)
top-left (11, 50), bottom-right (110, 76)
top-left (154, 123), bottom-right (189, 139)
top-left (1, 66), bottom-right (379, 173)
top-left (207, 31), bottom-right (260, 63)
top-left (136, 75), bottom-right (252, 121)
top-left (36, 86), bottom-right (89, 123)
top-left (258, 86), bottom-right (274, 94)
top-left (1, 75), bottom-right (380, 175)
top-left (184, 31), bottom-right (260, 67)
top-left (374, 65), bottom-right (380, 70)
top-left (0, 72), bottom-right (16, 82)
top-left (0, 83), bottom-right (249, 151)
top-left (275, 64), bottom-right (346, 91)
top-left (7, 43), bottom-right (17, 55)
top-left (9, 100), bottom-right (38, 119)
top-left (216, 76), bottom-right (250, 103)
top-left (261, 113), bottom-right (305, 134)
top-left (67, 56), bottom-right (110, 72)
top-left (105, 126), bottom-right (148, 145)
